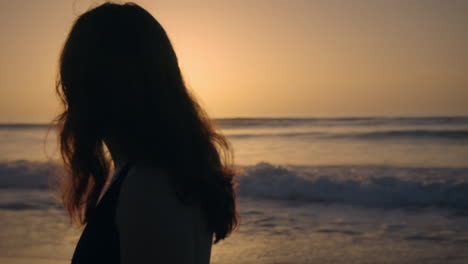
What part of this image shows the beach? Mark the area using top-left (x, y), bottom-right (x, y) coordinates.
top-left (1, 117), bottom-right (468, 263)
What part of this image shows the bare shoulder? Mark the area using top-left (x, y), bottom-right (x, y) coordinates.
top-left (118, 162), bottom-right (177, 205)
top-left (115, 161), bottom-right (194, 226)
top-left (115, 161), bottom-right (201, 263)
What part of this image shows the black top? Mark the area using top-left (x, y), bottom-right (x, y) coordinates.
top-left (71, 161), bottom-right (132, 264)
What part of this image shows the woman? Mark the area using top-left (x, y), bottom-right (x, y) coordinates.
top-left (53, 2), bottom-right (239, 263)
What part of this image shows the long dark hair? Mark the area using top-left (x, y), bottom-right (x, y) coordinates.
top-left (54, 2), bottom-right (238, 244)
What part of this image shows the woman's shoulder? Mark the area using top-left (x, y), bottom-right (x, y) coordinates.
top-left (115, 160), bottom-right (207, 226)
top-left (115, 159), bottom-right (201, 231)
top-left (123, 161), bottom-right (173, 193)
top-left (116, 160), bottom-right (183, 213)
top-left (115, 160), bottom-right (212, 263)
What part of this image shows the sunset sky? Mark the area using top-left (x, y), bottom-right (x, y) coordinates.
top-left (0, 0), bottom-right (467, 122)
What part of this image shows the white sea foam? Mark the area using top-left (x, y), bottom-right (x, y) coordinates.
top-left (1, 160), bottom-right (468, 209)
top-left (237, 162), bottom-right (468, 208)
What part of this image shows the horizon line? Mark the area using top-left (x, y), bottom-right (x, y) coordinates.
top-left (1, 114), bottom-right (468, 125)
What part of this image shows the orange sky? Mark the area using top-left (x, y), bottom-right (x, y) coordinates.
top-left (0, 0), bottom-right (467, 122)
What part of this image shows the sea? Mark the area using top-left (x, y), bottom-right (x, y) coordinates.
top-left (1, 116), bottom-right (468, 264)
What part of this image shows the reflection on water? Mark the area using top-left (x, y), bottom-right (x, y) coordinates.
top-left (1, 117), bottom-right (468, 263)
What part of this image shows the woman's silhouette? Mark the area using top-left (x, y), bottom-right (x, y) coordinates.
top-left (53, 2), bottom-right (239, 263)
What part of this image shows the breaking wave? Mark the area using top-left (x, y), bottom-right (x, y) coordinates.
top-left (1, 160), bottom-right (468, 209)
top-left (226, 129), bottom-right (468, 141)
top-left (237, 163), bottom-right (468, 209)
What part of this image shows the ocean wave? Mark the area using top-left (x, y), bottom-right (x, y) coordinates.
top-left (350, 130), bottom-right (468, 140)
top-left (0, 201), bottom-right (62, 210)
top-left (226, 129), bottom-right (468, 141)
top-left (2, 117), bottom-right (468, 131)
top-left (0, 123), bottom-right (50, 130)
top-left (1, 160), bottom-right (468, 209)
top-left (215, 116), bottom-right (468, 128)
top-left (0, 160), bottom-right (57, 189)
top-left (236, 163), bottom-right (468, 209)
